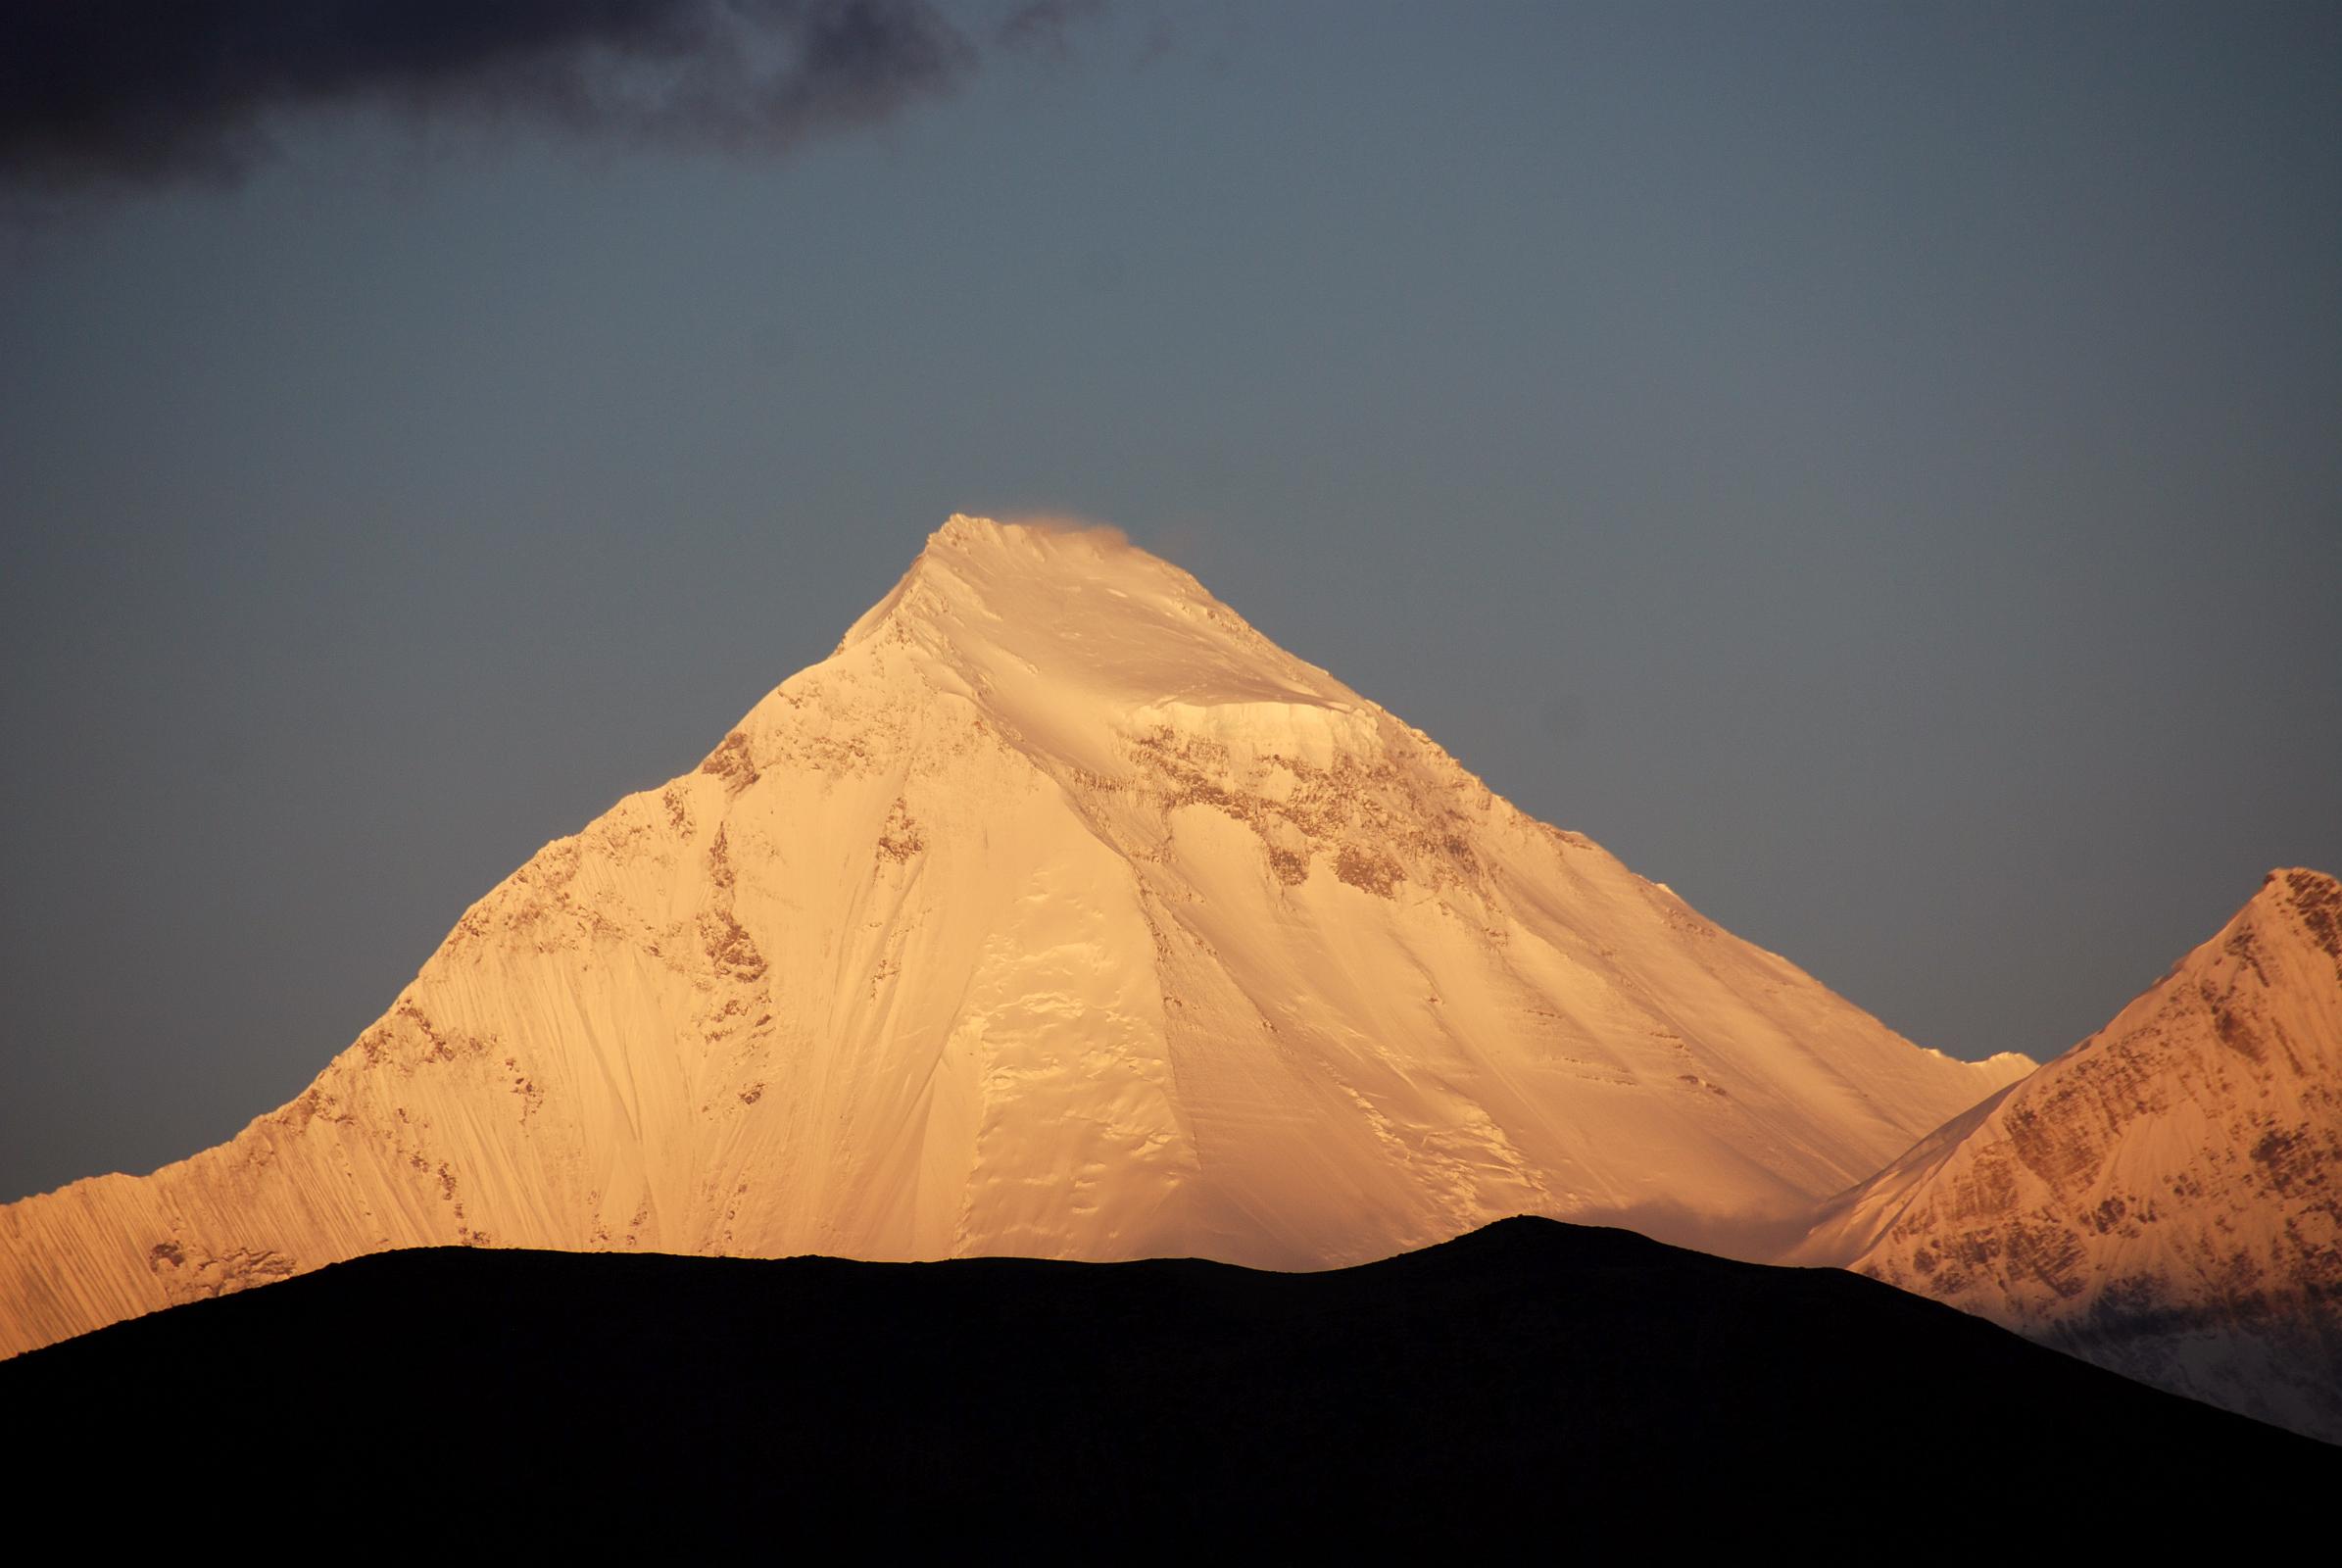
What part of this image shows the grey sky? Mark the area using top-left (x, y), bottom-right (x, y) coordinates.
top-left (3, 1), bottom-right (2337, 1202)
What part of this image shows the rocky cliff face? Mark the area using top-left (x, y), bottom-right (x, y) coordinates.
top-left (1796, 868), bottom-right (2342, 1443)
top-left (1, 516), bottom-right (2029, 1356)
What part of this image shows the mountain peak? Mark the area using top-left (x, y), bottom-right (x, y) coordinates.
top-left (839, 514), bottom-right (1211, 650)
top-left (931, 510), bottom-right (1013, 547)
top-left (822, 515), bottom-right (1370, 775)
top-left (926, 511), bottom-right (1131, 560)
top-left (0, 512), bottom-right (2034, 1362)
top-left (897, 514), bottom-right (1148, 596)
top-left (2253, 867), bottom-right (2342, 964)
top-left (1796, 863), bottom-right (2342, 1442)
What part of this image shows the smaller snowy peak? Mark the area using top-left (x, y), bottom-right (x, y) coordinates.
top-left (2099, 865), bottom-right (2342, 1041)
top-left (2248, 866), bottom-right (2342, 966)
top-left (1793, 864), bottom-right (2342, 1443)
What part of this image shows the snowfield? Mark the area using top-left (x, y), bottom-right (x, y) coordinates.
top-left (1, 516), bottom-right (2031, 1356)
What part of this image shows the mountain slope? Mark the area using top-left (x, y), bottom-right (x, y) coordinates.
top-left (0, 516), bottom-right (2029, 1356)
top-left (1795, 867), bottom-right (2342, 1442)
top-left (4, 1220), bottom-right (2325, 1544)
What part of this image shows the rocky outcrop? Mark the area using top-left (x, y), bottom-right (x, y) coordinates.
top-left (1796, 868), bottom-right (2342, 1443)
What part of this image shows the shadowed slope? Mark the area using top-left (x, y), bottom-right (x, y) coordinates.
top-left (5, 1218), bottom-right (2324, 1544)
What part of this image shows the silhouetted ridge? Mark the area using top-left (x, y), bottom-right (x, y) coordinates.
top-left (4, 1219), bottom-right (2325, 1546)
top-left (1362, 1212), bottom-right (1680, 1276)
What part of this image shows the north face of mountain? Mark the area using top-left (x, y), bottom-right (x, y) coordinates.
top-left (0, 516), bottom-right (2028, 1357)
top-left (1797, 867), bottom-right (2342, 1443)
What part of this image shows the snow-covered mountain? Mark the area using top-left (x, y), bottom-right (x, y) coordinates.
top-left (1, 516), bottom-right (2030, 1357)
top-left (1794, 868), bottom-right (2342, 1443)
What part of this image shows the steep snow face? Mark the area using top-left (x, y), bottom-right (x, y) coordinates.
top-left (1795, 868), bottom-right (2342, 1444)
top-left (0, 516), bottom-right (2030, 1357)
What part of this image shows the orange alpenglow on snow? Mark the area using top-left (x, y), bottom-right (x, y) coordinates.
top-left (1794, 866), bottom-right (2342, 1443)
top-left (0, 515), bottom-right (2031, 1356)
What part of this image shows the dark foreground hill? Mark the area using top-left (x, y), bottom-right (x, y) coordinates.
top-left (6, 1218), bottom-right (2327, 1544)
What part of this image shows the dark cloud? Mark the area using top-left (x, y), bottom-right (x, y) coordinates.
top-left (996, 0), bottom-right (1106, 56)
top-left (0, 1), bottom-right (1069, 192)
